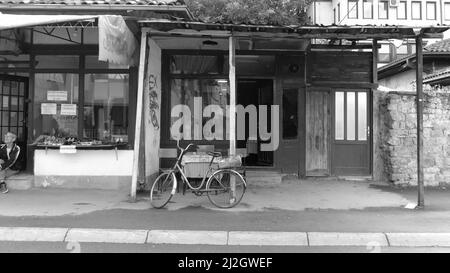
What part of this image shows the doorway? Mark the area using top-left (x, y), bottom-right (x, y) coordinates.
top-left (237, 79), bottom-right (274, 166)
top-left (0, 75), bottom-right (29, 171)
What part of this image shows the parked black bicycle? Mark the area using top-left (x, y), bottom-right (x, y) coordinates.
top-left (150, 140), bottom-right (247, 209)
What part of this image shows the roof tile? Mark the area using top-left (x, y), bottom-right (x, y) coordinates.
top-left (0, 0), bottom-right (183, 5)
top-left (425, 38), bottom-right (450, 52)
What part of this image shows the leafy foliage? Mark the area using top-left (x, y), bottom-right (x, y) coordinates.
top-left (185, 0), bottom-right (313, 25)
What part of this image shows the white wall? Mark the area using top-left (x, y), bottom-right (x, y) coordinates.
top-left (379, 69), bottom-right (416, 91)
top-left (144, 38), bottom-right (162, 178)
top-left (34, 150), bottom-right (133, 176)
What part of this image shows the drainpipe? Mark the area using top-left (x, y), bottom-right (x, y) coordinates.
top-left (416, 34), bottom-right (425, 209)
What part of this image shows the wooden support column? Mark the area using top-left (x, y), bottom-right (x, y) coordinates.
top-left (372, 39), bottom-right (378, 84)
top-left (229, 36), bottom-right (236, 156)
top-left (130, 31), bottom-right (148, 201)
top-left (416, 35), bottom-right (425, 208)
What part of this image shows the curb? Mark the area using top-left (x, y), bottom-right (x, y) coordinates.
top-left (1, 227), bottom-right (450, 247)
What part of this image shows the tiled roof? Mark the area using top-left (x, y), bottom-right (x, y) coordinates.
top-left (423, 68), bottom-right (450, 83)
top-left (425, 38), bottom-right (450, 52)
top-left (0, 0), bottom-right (184, 5)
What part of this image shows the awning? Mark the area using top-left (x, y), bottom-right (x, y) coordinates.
top-left (0, 13), bottom-right (97, 31)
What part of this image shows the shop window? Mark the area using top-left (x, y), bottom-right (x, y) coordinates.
top-left (348, 0), bottom-right (359, 19)
top-left (35, 55), bottom-right (79, 69)
top-left (412, 1), bottom-right (422, 20)
top-left (170, 55), bottom-right (221, 75)
top-left (282, 88), bottom-right (298, 139)
top-left (426, 2), bottom-right (437, 20)
top-left (363, 0), bottom-right (373, 19)
top-left (397, 1), bottom-right (407, 19)
top-left (34, 73), bottom-right (79, 138)
top-left (170, 79), bottom-right (229, 139)
top-left (335, 92), bottom-right (345, 140)
top-left (379, 1), bottom-right (389, 19)
top-left (357, 92), bottom-right (367, 141)
top-left (84, 74), bottom-right (129, 142)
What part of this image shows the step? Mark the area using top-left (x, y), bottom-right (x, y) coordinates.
top-left (244, 170), bottom-right (282, 186)
top-left (6, 173), bottom-right (34, 190)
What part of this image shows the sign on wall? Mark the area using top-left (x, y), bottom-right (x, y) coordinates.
top-left (47, 91), bottom-right (67, 101)
top-left (41, 103), bottom-right (57, 115)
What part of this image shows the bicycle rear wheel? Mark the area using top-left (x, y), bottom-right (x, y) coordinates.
top-left (206, 169), bottom-right (246, 208)
top-left (150, 172), bottom-right (176, 209)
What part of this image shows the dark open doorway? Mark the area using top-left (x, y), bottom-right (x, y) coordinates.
top-left (237, 79), bottom-right (274, 167)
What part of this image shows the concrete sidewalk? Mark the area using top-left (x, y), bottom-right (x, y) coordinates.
top-left (0, 226), bottom-right (450, 248)
top-left (0, 179), bottom-right (412, 217)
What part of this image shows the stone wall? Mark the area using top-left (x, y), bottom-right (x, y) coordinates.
top-left (375, 86), bottom-right (450, 186)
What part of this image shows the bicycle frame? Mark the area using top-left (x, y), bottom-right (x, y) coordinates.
top-left (169, 142), bottom-right (218, 192)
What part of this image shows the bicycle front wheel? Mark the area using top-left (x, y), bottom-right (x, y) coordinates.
top-left (150, 172), bottom-right (177, 209)
top-left (206, 169), bottom-right (246, 208)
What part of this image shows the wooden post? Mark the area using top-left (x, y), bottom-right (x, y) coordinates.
top-left (229, 36), bottom-right (236, 156)
top-left (372, 39), bottom-right (378, 84)
top-left (416, 35), bottom-right (425, 208)
top-left (130, 31), bottom-right (148, 201)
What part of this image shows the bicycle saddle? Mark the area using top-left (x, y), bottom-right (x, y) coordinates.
top-left (207, 151), bottom-right (222, 158)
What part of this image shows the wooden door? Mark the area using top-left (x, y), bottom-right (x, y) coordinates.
top-left (0, 75), bottom-right (29, 170)
top-left (331, 90), bottom-right (370, 175)
top-left (306, 90), bottom-right (331, 176)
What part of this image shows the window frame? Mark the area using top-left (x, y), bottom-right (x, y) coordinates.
top-left (426, 1), bottom-right (437, 20)
top-left (378, 0), bottom-right (389, 19)
top-left (31, 51), bottom-right (132, 145)
top-left (363, 0), bottom-right (374, 19)
top-left (397, 1), bottom-right (407, 20)
top-left (411, 1), bottom-right (422, 20)
top-left (348, 0), bottom-right (359, 19)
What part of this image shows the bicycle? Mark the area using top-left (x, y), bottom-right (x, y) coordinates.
top-left (150, 140), bottom-right (247, 209)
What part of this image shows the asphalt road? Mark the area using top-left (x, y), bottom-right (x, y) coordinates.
top-left (0, 241), bottom-right (449, 253)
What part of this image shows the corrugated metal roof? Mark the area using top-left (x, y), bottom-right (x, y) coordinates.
top-left (0, 0), bottom-right (184, 6)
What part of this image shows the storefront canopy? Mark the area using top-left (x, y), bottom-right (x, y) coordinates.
top-left (0, 13), bottom-right (97, 31)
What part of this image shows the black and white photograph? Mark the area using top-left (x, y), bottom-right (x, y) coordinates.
top-left (0, 0), bottom-right (450, 260)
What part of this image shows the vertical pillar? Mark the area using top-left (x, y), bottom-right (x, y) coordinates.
top-left (416, 35), bottom-right (425, 208)
top-left (130, 31), bottom-right (148, 201)
top-left (229, 36), bottom-right (236, 156)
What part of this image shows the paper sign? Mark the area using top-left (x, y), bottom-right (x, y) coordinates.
top-left (60, 104), bottom-right (77, 116)
top-left (60, 145), bottom-right (77, 154)
top-left (47, 91), bottom-right (67, 101)
top-left (41, 103), bottom-right (57, 115)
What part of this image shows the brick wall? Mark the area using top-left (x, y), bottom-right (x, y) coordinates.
top-left (374, 86), bottom-right (450, 186)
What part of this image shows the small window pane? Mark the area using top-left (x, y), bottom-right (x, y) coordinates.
top-left (346, 92), bottom-right (356, 141)
top-left (397, 1), bottom-right (407, 19)
top-left (83, 28), bottom-right (99, 44)
top-left (358, 92), bottom-right (367, 141)
top-left (10, 112), bottom-right (18, 126)
top-left (283, 88), bottom-right (298, 139)
top-left (170, 55), bottom-right (220, 75)
top-left (35, 56), bottom-right (79, 69)
top-left (412, 1), bottom-right (422, 19)
top-left (363, 0), bottom-right (373, 19)
top-left (445, 3), bottom-right (450, 20)
top-left (2, 96), bottom-right (9, 110)
top-left (2, 81), bottom-right (10, 95)
top-left (378, 44), bottom-right (392, 63)
top-left (2, 111), bottom-right (8, 126)
top-left (379, 1), bottom-right (389, 19)
top-left (427, 2), bottom-right (436, 20)
top-left (348, 0), bottom-right (358, 19)
top-left (19, 82), bottom-right (25, 96)
top-left (335, 92), bottom-right (345, 140)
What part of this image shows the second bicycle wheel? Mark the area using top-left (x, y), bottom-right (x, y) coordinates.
top-left (150, 172), bottom-right (176, 209)
top-left (206, 169), bottom-right (246, 208)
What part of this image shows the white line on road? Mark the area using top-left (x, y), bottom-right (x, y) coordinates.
top-left (228, 231), bottom-right (308, 246)
top-left (0, 227), bottom-right (68, 242)
top-left (386, 233), bottom-right (450, 247)
top-left (65, 228), bottom-right (148, 244)
top-left (147, 230), bottom-right (228, 245)
top-left (308, 232), bottom-right (389, 246)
